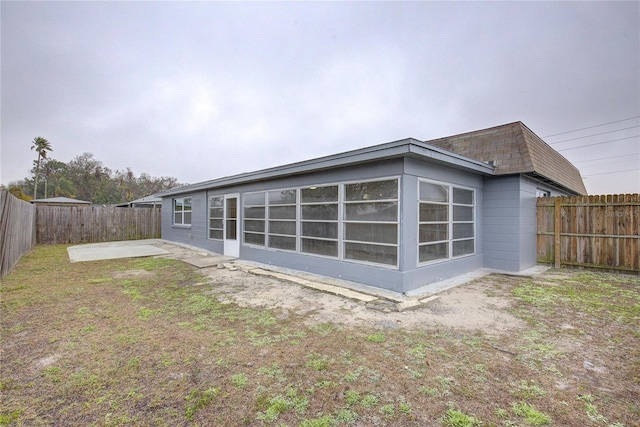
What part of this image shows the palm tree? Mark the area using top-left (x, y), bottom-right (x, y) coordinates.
top-left (30, 136), bottom-right (53, 199)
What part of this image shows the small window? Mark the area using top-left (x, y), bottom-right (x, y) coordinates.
top-left (536, 189), bottom-right (550, 197)
top-left (173, 197), bottom-right (192, 226)
top-left (208, 196), bottom-right (223, 239)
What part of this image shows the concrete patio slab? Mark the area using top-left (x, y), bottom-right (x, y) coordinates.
top-left (181, 256), bottom-right (235, 268)
top-left (67, 240), bottom-right (170, 263)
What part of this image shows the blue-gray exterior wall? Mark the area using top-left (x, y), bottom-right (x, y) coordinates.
top-left (161, 157), bottom-right (488, 293)
top-left (483, 175), bottom-right (572, 271)
top-left (161, 190), bottom-right (224, 254)
top-left (400, 158), bottom-right (484, 290)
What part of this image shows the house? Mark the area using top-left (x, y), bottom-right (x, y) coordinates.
top-left (115, 194), bottom-right (162, 208)
top-left (158, 122), bottom-right (586, 293)
top-left (30, 196), bottom-right (92, 207)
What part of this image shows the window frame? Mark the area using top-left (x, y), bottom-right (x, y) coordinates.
top-left (239, 176), bottom-right (401, 269)
top-left (266, 187), bottom-right (298, 252)
top-left (207, 195), bottom-right (224, 240)
top-left (172, 197), bottom-right (192, 226)
top-left (242, 191), bottom-right (266, 247)
top-left (341, 177), bottom-right (400, 267)
top-left (418, 179), bottom-right (476, 265)
top-left (300, 184), bottom-right (340, 259)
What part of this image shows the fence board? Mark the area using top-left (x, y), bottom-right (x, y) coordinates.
top-left (0, 191), bottom-right (36, 278)
top-left (537, 194), bottom-right (640, 272)
top-left (36, 206), bottom-right (161, 244)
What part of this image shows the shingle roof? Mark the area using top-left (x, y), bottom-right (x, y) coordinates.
top-left (426, 122), bottom-right (587, 195)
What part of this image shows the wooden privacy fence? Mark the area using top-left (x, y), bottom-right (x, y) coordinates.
top-left (36, 205), bottom-right (162, 244)
top-left (0, 191), bottom-right (37, 278)
top-left (537, 194), bottom-right (640, 272)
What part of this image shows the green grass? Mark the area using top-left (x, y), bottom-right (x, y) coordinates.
top-left (442, 408), bottom-right (483, 426)
top-left (511, 402), bottom-right (551, 425)
top-left (1, 245), bottom-right (639, 426)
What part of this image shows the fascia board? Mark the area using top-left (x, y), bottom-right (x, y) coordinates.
top-left (407, 142), bottom-right (496, 174)
top-left (158, 139), bottom-right (495, 197)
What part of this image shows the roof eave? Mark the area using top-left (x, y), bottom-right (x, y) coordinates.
top-left (158, 139), bottom-right (495, 197)
top-left (525, 172), bottom-right (587, 196)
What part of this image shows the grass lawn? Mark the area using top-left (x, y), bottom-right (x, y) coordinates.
top-left (1, 245), bottom-right (638, 426)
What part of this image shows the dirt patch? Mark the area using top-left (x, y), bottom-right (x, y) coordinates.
top-left (154, 242), bottom-right (525, 333)
top-left (112, 269), bottom-right (156, 279)
top-left (33, 353), bottom-right (62, 370)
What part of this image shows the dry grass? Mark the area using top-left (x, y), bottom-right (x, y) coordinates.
top-left (1, 245), bottom-right (638, 426)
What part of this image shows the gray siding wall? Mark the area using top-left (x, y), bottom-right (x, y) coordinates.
top-left (483, 175), bottom-right (573, 271)
top-left (519, 177), bottom-right (538, 270)
top-left (483, 176), bottom-right (522, 271)
top-left (162, 157), bottom-right (488, 292)
top-left (161, 191), bottom-right (224, 254)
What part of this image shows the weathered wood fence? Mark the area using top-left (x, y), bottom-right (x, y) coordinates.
top-left (537, 194), bottom-right (640, 272)
top-left (0, 193), bottom-right (162, 277)
top-left (0, 191), bottom-right (37, 278)
top-left (36, 205), bottom-right (162, 244)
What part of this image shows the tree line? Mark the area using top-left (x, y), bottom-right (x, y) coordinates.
top-left (5, 137), bottom-right (183, 204)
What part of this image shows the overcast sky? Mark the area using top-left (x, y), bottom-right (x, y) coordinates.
top-left (2, 1), bottom-right (639, 195)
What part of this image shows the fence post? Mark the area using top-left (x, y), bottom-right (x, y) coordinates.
top-left (554, 197), bottom-right (562, 269)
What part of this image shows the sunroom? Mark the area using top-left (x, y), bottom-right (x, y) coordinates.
top-left (158, 122), bottom-right (585, 293)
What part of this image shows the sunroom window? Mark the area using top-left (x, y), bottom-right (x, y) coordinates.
top-left (418, 181), bottom-right (475, 263)
top-left (173, 197), bottom-right (192, 226)
top-left (300, 185), bottom-right (338, 257)
top-left (243, 192), bottom-right (266, 246)
top-left (268, 189), bottom-right (297, 251)
top-left (343, 179), bottom-right (398, 266)
top-left (208, 196), bottom-right (223, 239)
top-left (240, 177), bottom-right (400, 268)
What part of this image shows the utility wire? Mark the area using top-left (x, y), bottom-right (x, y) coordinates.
top-left (556, 135), bottom-right (639, 152)
top-left (548, 125), bottom-right (640, 144)
top-left (573, 153), bottom-right (639, 164)
top-left (582, 168), bottom-right (640, 177)
top-left (543, 115), bottom-right (640, 138)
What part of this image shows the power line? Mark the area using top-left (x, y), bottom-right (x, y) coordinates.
top-left (556, 135), bottom-right (639, 152)
top-left (548, 125), bottom-right (640, 145)
top-left (582, 168), bottom-right (640, 177)
top-left (573, 153), bottom-right (640, 164)
top-left (543, 115), bottom-right (640, 138)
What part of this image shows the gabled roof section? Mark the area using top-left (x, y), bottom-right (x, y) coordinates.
top-left (158, 138), bottom-right (495, 197)
top-left (426, 122), bottom-right (587, 195)
top-left (31, 197), bottom-right (92, 204)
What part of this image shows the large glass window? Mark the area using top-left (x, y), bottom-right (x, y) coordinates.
top-left (343, 179), bottom-right (398, 266)
top-left (300, 185), bottom-right (338, 257)
top-left (208, 196), bottom-right (223, 239)
top-left (243, 192), bottom-right (265, 246)
top-left (173, 197), bottom-right (192, 226)
top-left (240, 177), bottom-right (400, 268)
top-left (268, 189), bottom-right (297, 251)
top-left (419, 181), bottom-right (475, 263)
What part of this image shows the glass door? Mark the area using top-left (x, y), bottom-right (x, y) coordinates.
top-left (223, 194), bottom-right (239, 257)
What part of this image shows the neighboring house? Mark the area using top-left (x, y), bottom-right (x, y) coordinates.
top-left (116, 195), bottom-right (162, 208)
top-left (30, 197), bottom-right (92, 207)
top-left (158, 122), bottom-right (586, 293)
